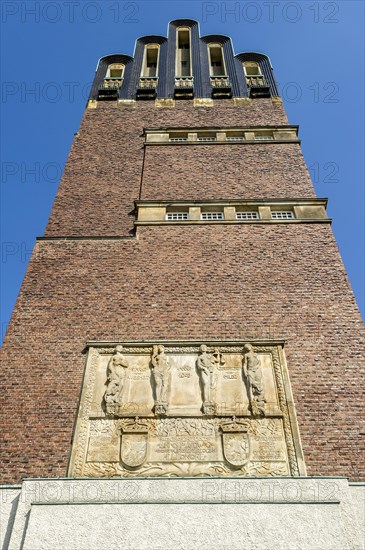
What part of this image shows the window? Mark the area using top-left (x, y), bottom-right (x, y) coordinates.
top-left (243, 61), bottom-right (262, 76)
top-left (169, 132), bottom-right (188, 142)
top-left (226, 132), bottom-right (245, 142)
top-left (236, 212), bottom-right (259, 220)
top-left (255, 133), bottom-right (274, 141)
top-left (243, 61), bottom-right (266, 92)
top-left (106, 63), bottom-right (125, 79)
top-left (104, 64), bottom-right (124, 90)
top-left (141, 45), bottom-right (159, 77)
top-left (271, 211), bottom-right (294, 220)
top-left (201, 212), bottom-right (224, 221)
top-left (197, 132), bottom-right (217, 142)
top-left (166, 212), bottom-right (189, 221)
top-left (176, 28), bottom-right (192, 77)
top-left (197, 136), bottom-right (217, 142)
top-left (208, 44), bottom-right (226, 76)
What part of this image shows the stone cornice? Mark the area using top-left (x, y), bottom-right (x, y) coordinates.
top-left (135, 199), bottom-right (330, 225)
top-left (144, 125), bottom-right (300, 145)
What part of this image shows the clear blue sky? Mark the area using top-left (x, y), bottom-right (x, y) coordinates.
top-left (1, 1), bottom-right (364, 344)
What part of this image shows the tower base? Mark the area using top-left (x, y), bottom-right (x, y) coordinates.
top-left (2, 478), bottom-right (364, 549)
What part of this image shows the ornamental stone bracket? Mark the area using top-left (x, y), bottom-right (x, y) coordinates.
top-left (68, 341), bottom-right (306, 478)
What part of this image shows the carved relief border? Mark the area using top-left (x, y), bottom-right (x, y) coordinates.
top-left (70, 347), bottom-right (100, 477)
top-left (68, 342), bottom-right (306, 478)
top-left (256, 346), bottom-right (301, 476)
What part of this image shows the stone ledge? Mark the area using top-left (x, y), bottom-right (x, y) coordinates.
top-left (144, 125), bottom-right (299, 145)
top-left (135, 219), bottom-right (332, 226)
top-left (135, 199), bottom-right (329, 224)
top-left (2, 478), bottom-right (363, 550)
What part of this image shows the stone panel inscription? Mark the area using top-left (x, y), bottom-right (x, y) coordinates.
top-left (69, 342), bottom-right (306, 478)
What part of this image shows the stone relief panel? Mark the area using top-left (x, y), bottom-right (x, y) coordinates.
top-left (69, 342), bottom-right (306, 478)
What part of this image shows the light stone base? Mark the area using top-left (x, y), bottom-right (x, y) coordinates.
top-left (1, 478), bottom-right (364, 550)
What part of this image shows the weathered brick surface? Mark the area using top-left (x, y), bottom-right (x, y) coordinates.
top-left (142, 143), bottom-right (314, 201)
top-left (45, 99), bottom-right (299, 237)
top-left (1, 100), bottom-right (364, 484)
top-left (1, 225), bottom-right (364, 483)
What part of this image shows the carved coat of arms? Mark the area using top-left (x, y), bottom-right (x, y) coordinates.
top-left (120, 422), bottom-right (148, 469)
top-left (221, 420), bottom-right (250, 467)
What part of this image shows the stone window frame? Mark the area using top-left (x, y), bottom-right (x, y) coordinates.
top-left (135, 200), bottom-right (329, 225)
top-left (144, 126), bottom-right (300, 145)
top-left (141, 44), bottom-right (160, 78)
top-left (201, 211), bottom-right (224, 221)
top-left (176, 27), bottom-right (193, 78)
top-left (236, 211), bottom-right (259, 220)
top-left (271, 211), bottom-right (295, 220)
top-left (207, 43), bottom-right (227, 77)
top-left (243, 61), bottom-right (262, 77)
top-left (166, 212), bottom-right (189, 221)
top-left (254, 131), bottom-right (275, 141)
top-left (106, 63), bottom-right (125, 79)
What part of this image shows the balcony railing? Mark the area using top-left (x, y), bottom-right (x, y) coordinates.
top-left (136, 77), bottom-right (158, 100)
top-left (245, 75), bottom-right (271, 98)
top-left (245, 75), bottom-right (266, 88)
top-left (210, 76), bottom-right (232, 98)
top-left (138, 77), bottom-right (158, 90)
top-left (174, 76), bottom-right (194, 98)
top-left (175, 77), bottom-right (194, 89)
top-left (210, 76), bottom-right (231, 88)
top-left (98, 78), bottom-right (123, 99)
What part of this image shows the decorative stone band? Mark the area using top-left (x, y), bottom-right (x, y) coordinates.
top-left (144, 125), bottom-right (299, 145)
top-left (87, 97), bottom-right (283, 109)
top-left (135, 199), bottom-right (330, 225)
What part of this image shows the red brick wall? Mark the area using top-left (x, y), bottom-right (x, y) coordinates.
top-left (141, 143), bottom-right (314, 201)
top-left (45, 99), bottom-right (302, 237)
top-left (1, 99), bottom-right (364, 483)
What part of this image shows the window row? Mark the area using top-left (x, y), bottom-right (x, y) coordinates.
top-left (136, 200), bottom-right (329, 224)
top-left (168, 132), bottom-right (274, 142)
top-left (100, 29), bottom-right (268, 99)
top-left (165, 210), bottom-right (295, 221)
top-left (145, 127), bottom-right (299, 144)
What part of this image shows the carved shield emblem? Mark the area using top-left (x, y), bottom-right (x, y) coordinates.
top-left (121, 433), bottom-right (148, 469)
top-left (222, 432), bottom-right (250, 467)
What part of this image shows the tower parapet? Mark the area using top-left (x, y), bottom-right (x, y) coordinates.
top-left (90, 19), bottom-right (279, 101)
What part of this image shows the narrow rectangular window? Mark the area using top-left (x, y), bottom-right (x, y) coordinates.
top-left (141, 45), bottom-right (159, 77)
top-left (208, 45), bottom-right (226, 76)
top-left (176, 29), bottom-right (192, 77)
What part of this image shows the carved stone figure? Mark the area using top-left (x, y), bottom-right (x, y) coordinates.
top-left (197, 345), bottom-right (217, 415)
top-left (104, 345), bottom-right (129, 414)
top-left (151, 345), bottom-right (171, 415)
top-left (242, 344), bottom-right (266, 416)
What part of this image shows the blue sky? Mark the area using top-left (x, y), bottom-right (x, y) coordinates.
top-left (1, 0), bottom-right (364, 344)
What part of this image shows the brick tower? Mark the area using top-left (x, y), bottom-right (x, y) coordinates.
top-left (1, 19), bottom-right (364, 549)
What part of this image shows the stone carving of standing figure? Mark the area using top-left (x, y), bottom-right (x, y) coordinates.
top-left (104, 345), bottom-right (129, 414)
top-left (151, 345), bottom-right (171, 415)
top-left (197, 345), bottom-right (217, 415)
top-left (242, 344), bottom-right (266, 416)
